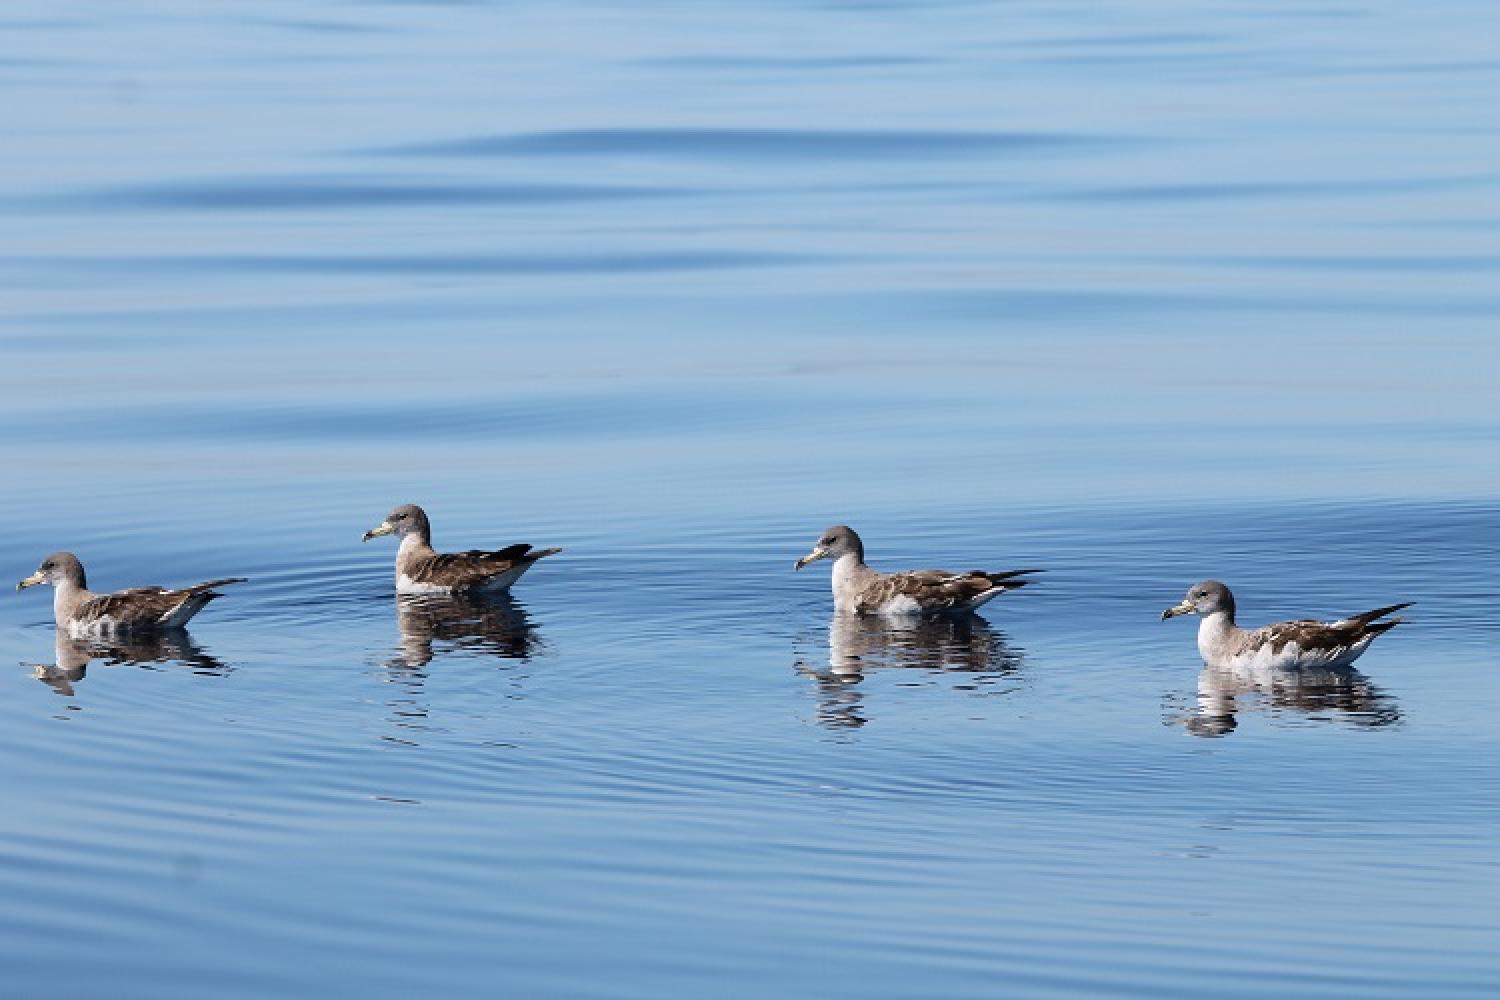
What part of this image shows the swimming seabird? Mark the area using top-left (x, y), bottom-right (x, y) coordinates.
top-left (362, 503), bottom-right (561, 595)
top-left (16, 551), bottom-right (245, 636)
top-left (1161, 580), bottom-right (1410, 670)
top-left (794, 525), bottom-right (1039, 615)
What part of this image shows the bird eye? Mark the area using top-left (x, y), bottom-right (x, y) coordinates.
top-left (820, 537), bottom-right (833, 546)
top-left (393, 513), bottom-right (406, 521)
top-left (42, 561), bottom-right (53, 570)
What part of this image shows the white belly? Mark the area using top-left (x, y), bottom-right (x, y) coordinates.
top-left (1220, 637), bottom-right (1372, 672)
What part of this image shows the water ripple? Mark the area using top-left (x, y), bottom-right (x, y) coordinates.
top-left (20, 175), bottom-right (691, 212)
top-left (387, 127), bottom-right (1116, 161)
top-left (5, 249), bottom-right (826, 276)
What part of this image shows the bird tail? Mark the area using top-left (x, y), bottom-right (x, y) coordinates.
top-left (1342, 601), bottom-right (1413, 629)
top-left (1354, 601), bottom-right (1413, 623)
top-left (979, 568), bottom-right (1042, 589)
top-left (184, 577), bottom-right (248, 595)
top-left (1360, 618), bottom-right (1406, 641)
top-left (529, 547), bottom-right (563, 561)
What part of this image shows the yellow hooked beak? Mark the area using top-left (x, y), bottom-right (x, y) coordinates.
top-left (1161, 599), bottom-right (1196, 620)
top-left (16, 570), bottom-right (45, 592)
top-left (794, 547), bottom-right (829, 572)
top-left (362, 522), bottom-right (394, 543)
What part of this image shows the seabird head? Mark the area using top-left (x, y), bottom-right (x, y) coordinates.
top-left (363, 503), bottom-right (431, 543)
top-left (17, 551), bottom-right (86, 592)
top-left (795, 525), bottom-right (863, 571)
top-left (1162, 580), bottom-right (1235, 620)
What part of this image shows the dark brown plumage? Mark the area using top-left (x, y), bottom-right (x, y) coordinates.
top-left (70, 579), bottom-right (248, 631)
top-left (400, 545), bottom-right (563, 593)
top-left (16, 551), bottom-right (246, 635)
top-left (364, 503), bottom-right (562, 594)
top-left (846, 567), bottom-right (1039, 614)
top-left (1163, 580), bottom-right (1411, 669)
top-left (796, 525), bottom-right (1040, 615)
top-left (1241, 602), bottom-right (1413, 657)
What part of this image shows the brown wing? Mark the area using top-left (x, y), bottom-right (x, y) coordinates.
top-left (1243, 603), bottom-right (1410, 657)
top-left (75, 587), bottom-right (175, 628)
top-left (1242, 619), bottom-right (1341, 656)
top-left (406, 545), bottom-right (559, 591)
top-left (858, 568), bottom-right (1039, 613)
top-left (75, 578), bottom-right (246, 630)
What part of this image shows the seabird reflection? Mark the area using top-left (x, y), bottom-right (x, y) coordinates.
top-left (1177, 661), bottom-right (1402, 738)
top-left (26, 631), bottom-right (231, 697)
top-left (797, 612), bottom-right (1024, 731)
top-left (390, 593), bottom-right (541, 669)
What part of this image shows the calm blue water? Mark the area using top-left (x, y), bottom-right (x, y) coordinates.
top-left (2, 2), bottom-right (1498, 996)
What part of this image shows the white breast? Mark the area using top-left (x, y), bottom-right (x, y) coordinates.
top-left (1223, 636), bottom-right (1373, 672)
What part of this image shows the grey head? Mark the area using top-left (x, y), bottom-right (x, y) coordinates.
top-left (17, 551), bottom-right (87, 592)
top-left (795, 525), bottom-right (865, 571)
top-left (1162, 580), bottom-right (1236, 621)
top-left (363, 503), bottom-right (432, 544)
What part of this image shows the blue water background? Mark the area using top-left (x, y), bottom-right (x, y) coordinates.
top-left (1, 2), bottom-right (1497, 996)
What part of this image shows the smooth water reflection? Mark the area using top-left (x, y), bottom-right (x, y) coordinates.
top-left (798, 612), bottom-right (1024, 731)
top-left (1173, 660), bottom-right (1403, 738)
top-left (389, 594), bottom-right (542, 669)
top-left (26, 631), bottom-right (231, 698)
top-left (370, 595), bottom-right (546, 750)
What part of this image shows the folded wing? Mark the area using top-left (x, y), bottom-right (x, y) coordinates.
top-left (861, 567), bottom-right (1041, 613)
top-left (405, 545), bottom-right (562, 592)
top-left (74, 577), bottom-right (247, 631)
top-left (1242, 602), bottom-right (1412, 661)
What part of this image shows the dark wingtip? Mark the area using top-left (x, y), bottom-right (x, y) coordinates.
top-left (979, 568), bottom-right (1043, 587)
top-left (1357, 601), bottom-right (1414, 625)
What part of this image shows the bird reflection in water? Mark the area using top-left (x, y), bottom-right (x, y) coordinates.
top-left (26, 631), bottom-right (231, 697)
top-left (390, 593), bottom-right (541, 669)
top-left (1175, 661), bottom-right (1402, 738)
top-left (378, 594), bottom-right (542, 744)
top-left (797, 612), bottom-right (1024, 731)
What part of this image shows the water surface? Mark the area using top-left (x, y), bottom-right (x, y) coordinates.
top-left (2, 2), bottom-right (1497, 997)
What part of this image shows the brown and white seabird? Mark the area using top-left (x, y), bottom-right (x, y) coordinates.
top-left (1161, 580), bottom-right (1410, 670)
top-left (362, 503), bottom-right (561, 595)
top-left (16, 551), bottom-right (245, 636)
top-left (794, 525), bottom-right (1039, 615)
